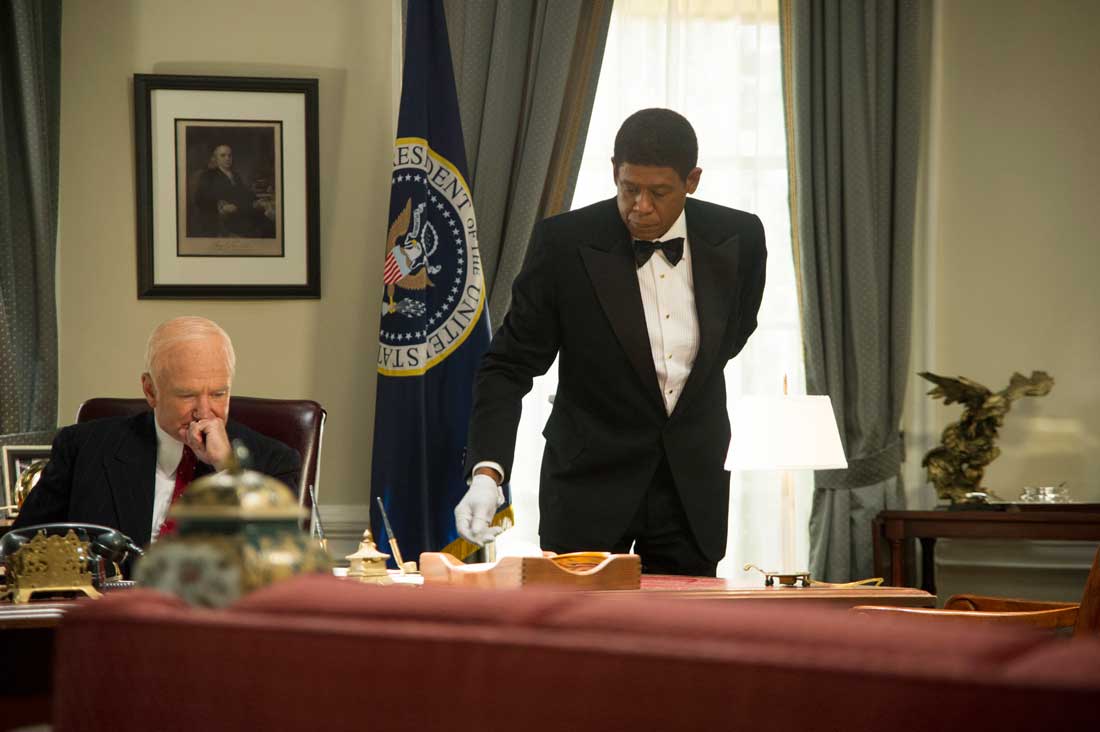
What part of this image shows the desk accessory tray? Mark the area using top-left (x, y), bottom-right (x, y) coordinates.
top-left (420, 551), bottom-right (641, 590)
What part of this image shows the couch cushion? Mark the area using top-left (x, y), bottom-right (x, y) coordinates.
top-left (53, 576), bottom-right (1100, 732)
top-left (231, 574), bottom-right (1046, 673)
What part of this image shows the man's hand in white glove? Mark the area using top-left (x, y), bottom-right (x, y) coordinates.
top-left (455, 473), bottom-right (505, 545)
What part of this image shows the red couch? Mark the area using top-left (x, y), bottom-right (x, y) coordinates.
top-left (53, 575), bottom-right (1099, 731)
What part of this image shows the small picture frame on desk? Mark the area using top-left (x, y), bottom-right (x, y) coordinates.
top-left (133, 73), bottom-right (320, 298)
top-left (2, 445), bottom-right (51, 519)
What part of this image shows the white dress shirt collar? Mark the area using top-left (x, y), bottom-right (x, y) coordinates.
top-left (154, 418), bottom-right (184, 476)
top-left (656, 209), bottom-right (688, 243)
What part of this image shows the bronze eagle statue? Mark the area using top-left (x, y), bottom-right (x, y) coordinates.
top-left (920, 370), bottom-right (1054, 504)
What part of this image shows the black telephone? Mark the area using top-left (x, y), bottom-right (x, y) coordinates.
top-left (2, 522), bottom-right (144, 586)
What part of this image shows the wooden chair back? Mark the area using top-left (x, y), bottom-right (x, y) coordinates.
top-left (852, 545), bottom-right (1100, 638)
top-left (1074, 544), bottom-right (1100, 636)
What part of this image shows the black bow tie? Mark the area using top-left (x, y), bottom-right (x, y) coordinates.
top-left (632, 237), bottom-right (684, 268)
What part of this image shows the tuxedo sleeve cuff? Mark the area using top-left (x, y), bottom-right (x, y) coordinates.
top-left (470, 460), bottom-right (505, 485)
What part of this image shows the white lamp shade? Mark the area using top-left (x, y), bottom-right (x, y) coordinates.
top-left (725, 395), bottom-right (848, 471)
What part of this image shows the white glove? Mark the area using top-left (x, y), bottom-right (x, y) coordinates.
top-left (455, 474), bottom-right (505, 545)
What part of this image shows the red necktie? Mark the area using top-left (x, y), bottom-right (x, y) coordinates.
top-left (158, 445), bottom-right (196, 537)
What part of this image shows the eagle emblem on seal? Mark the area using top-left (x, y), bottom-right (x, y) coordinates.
top-left (382, 199), bottom-right (442, 317)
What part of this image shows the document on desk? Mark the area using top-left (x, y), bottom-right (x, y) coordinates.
top-left (332, 567), bottom-right (423, 585)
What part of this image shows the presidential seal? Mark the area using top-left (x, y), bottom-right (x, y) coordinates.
top-left (379, 137), bottom-right (485, 376)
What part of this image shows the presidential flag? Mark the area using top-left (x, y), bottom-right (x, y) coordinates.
top-left (371, 0), bottom-right (511, 564)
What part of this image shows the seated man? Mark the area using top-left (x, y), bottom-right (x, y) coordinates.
top-left (13, 316), bottom-right (300, 551)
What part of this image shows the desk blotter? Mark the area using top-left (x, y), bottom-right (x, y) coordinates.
top-left (419, 551), bottom-right (641, 590)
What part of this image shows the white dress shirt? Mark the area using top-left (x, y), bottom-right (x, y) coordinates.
top-left (635, 209), bottom-right (698, 415)
top-left (474, 210), bottom-right (700, 482)
top-left (150, 420), bottom-right (184, 540)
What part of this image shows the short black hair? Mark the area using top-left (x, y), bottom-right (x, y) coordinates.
top-left (612, 108), bottom-right (698, 182)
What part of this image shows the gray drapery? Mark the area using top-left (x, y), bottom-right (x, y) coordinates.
top-left (442, 0), bottom-right (613, 327)
top-left (0, 0), bottom-right (62, 448)
top-left (780, 0), bottom-right (923, 581)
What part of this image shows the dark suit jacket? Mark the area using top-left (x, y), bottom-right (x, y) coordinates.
top-left (12, 412), bottom-right (300, 549)
top-left (192, 168), bottom-right (261, 237)
top-left (466, 197), bottom-right (766, 561)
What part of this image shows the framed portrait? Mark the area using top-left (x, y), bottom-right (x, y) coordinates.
top-left (2, 445), bottom-right (51, 518)
top-left (134, 74), bottom-right (320, 298)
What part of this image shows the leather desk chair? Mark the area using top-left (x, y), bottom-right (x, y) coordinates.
top-left (76, 396), bottom-right (326, 528)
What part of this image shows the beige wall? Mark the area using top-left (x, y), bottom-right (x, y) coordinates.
top-left (57, 0), bottom-right (395, 509)
top-left (917, 0), bottom-right (1100, 601)
top-left (914, 0), bottom-right (1100, 506)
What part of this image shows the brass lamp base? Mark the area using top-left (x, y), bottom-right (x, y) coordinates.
top-left (744, 564), bottom-right (811, 588)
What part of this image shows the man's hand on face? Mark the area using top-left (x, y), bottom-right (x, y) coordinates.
top-left (180, 418), bottom-right (231, 470)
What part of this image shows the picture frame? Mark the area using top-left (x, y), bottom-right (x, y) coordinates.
top-left (134, 74), bottom-right (320, 298)
top-left (2, 445), bottom-right (52, 518)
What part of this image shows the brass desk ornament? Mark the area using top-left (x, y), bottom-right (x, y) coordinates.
top-left (344, 529), bottom-right (393, 585)
top-left (135, 441), bottom-right (330, 607)
top-left (742, 564), bottom-right (885, 589)
top-left (1, 524), bottom-right (143, 603)
top-left (2, 529), bottom-right (101, 603)
top-left (14, 458), bottom-right (48, 512)
top-left (743, 564), bottom-right (811, 588)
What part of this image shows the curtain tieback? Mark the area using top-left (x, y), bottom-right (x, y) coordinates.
top-left (815, 438), bottom-right (904, 491)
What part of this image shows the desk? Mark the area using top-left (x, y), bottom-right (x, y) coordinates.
top-left (873, 505), bottom-right (1100, 594)
top-left (0, 576), bottom-right (933, 630)
top-left (600, 574), bottom-right (934, 607)
top-left (0, 603), bottom-right (70, 729)
top-left (0, 601), bottom-right (71, 629)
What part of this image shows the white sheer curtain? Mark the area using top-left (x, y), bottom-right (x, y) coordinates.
top-left (497, 0), bottom-right (808, 583)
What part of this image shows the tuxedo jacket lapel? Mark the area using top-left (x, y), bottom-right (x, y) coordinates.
top-left (673, 223), bottom-right (742, 418)
top-left (104, 412), bottom-right (157, 547)
top-left (579, 225), bottom-right (665, 411)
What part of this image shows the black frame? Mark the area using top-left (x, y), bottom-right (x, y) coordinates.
top-left (134, 73), bottom-right (320, 298)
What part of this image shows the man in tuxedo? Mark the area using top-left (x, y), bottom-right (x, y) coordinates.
top-left (13, 316), bottom-right (299, 550)
top-left (456, 109), bottom-right (767, 576)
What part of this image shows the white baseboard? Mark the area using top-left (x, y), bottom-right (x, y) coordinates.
top-left (314, 503), bottom-right (372, 561)
top-left (935, 539), bottom-right (1099, 604)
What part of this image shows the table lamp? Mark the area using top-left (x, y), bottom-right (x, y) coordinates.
top-left (725, 391), bottom-right (847, 576)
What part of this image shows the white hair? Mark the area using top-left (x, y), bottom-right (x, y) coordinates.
top-left (144, 316), bottom-right (236, 385)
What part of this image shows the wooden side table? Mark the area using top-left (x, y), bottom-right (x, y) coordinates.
top-left (873, 505), bottom-right (1100, 594)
